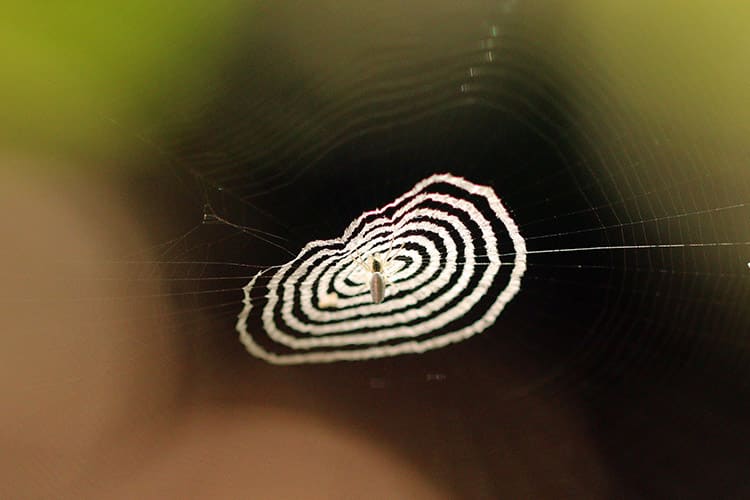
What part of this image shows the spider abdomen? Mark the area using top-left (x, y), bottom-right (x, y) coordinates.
top-left (370, 272), bottom-right (386, 304)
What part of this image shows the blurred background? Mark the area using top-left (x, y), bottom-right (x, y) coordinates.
top-left (1, 1), bottom-right (749, 498)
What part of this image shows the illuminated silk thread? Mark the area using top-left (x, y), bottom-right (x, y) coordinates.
top-left (236, 173), bottom-right (527, 364)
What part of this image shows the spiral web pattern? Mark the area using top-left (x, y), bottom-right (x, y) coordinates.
top-left (236, 173), bottom-right (527, 364)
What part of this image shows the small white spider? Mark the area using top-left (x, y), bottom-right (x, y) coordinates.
top-left (350, 241), bottom-right (404, 304)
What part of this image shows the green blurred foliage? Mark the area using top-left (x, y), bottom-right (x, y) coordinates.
top-left (0, 1), bottom-right (246, 171)
top-left (3, 1), bottom-right (747, 177)
top-left (565, 0), bottom-right (750, 144)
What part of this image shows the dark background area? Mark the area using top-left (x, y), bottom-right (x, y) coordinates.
top-left (121, 4), bottom-right (750, 497)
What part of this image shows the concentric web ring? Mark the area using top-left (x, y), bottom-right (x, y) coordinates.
top-left (237, 173), bottom-right (527, 364)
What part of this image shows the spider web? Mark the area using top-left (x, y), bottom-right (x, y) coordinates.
top-left (82, 1), bottom-right (750, 397)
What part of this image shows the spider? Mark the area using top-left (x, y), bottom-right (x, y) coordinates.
top-left (350, 240), bottom-right (404, 304)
